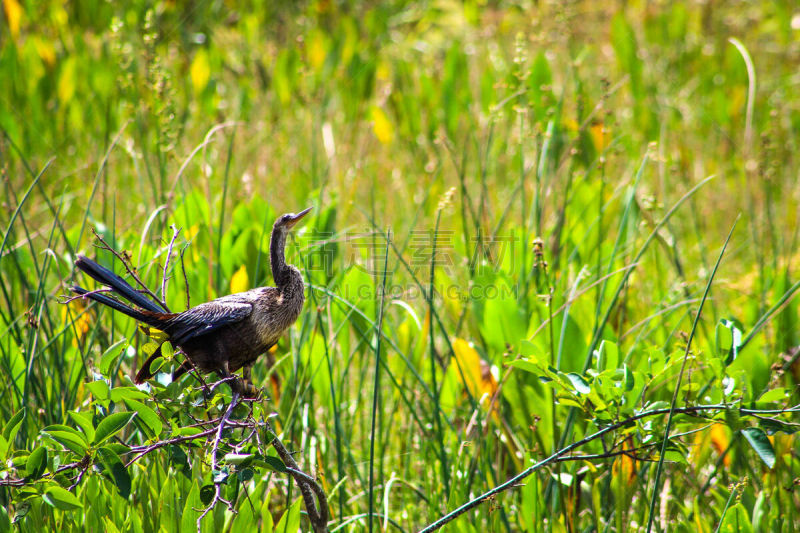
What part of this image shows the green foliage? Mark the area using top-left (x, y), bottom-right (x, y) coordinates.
top-left (2, 0), bottom-right (800, 531)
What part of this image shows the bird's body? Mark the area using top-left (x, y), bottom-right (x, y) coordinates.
top-left (71, 208), bottom-right (311, 385)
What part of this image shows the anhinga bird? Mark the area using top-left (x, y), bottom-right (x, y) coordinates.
top-left (71, 207), bottom-right (312, 387)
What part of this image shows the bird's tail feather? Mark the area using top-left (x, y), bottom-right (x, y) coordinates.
top-left (71, 285), bottom-right (153, 323)
top-left (74, 255), bottom-right (167, 313)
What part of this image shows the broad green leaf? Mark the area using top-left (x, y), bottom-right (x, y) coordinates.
top-left (43, 486), bottom-right (83, 511)
top-left (741, 427), bottom-right (775, 468)
top-left (161, 341), bottom-right (174, 360)
top-left (255, 455), bottom-right (287, 473)
top-left (623, 364), bottom-right (635, 391)
top-left (757, 388), bottom-right (786, 403)
top-left (68, 411), bottom-right (95, 442)
top-left (506, 359), bottom-right (541, 375)
top-left (716, 318), bottom-right (744, 366)
top-left (93, 412), bottom-right (137, 446)
top-left (87, 380), bottom-right (110, 401)
top-left (2, 408), bottom-right (25, 442)
top-left (123, 398), bottom-right (162, 437)
top-left (224, 453), bottom-right (254, 466)
top-left (41, 427), bottom-right (88, 456)
top-left (98, 339), bottom-right (128, 376)
top-left (274, 497), bottom-right (302, 533)
top-left (96, 446), bottom-right (131, 498)
top-left (566, 373), bottom-right (591, 394)
top-left (26, 446), bottom-right (47, 479)
top-left (109, 387), bottom-right (149, 403)
top-left (718, 502), bottom-right (754, 533)
top-left (181, 482), bottom-right (203, 533)
top-left (596, 340), bottom-right (619, 372)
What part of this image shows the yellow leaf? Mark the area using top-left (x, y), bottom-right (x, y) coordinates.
top-left (190, 48), bottom-right (210, 94)
top-left (590, 121), bottom-right (609, 152)
top-left (612, 437), bottom-right (636, 485)
top-left (62, 299), bottom-right (93, 346)
top-left (3, 0), bottom-right (23, 41)
top-left (376, 59), bottom-right (391, 82)
top-left (230, 265), bottom-right (249, 294)
top-left (307, 30), bottom-right (327, 71)
top-left (709, 424), bottom-right (731, 466)
top-left (451, 338), bottom-right (497, 404)
top-left (370, 106), bottom-right (393, 145)
top-left (34, 37), bottom-right (56, 68)
top-left (562, 118), bottom-right (579, 132)
top-left (58, 57), bottom-right (76, 103)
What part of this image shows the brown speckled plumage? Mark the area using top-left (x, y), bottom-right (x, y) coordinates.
top-left (71, 208), bottom-right (311, 384)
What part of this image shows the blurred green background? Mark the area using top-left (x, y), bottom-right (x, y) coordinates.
top-left (1, 0), bottom-right (800, 531)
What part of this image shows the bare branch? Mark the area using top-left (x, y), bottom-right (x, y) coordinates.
top-left (161, 224), bottom-right (181, 303)
top-left (180, 244), bottom-right (191, 309)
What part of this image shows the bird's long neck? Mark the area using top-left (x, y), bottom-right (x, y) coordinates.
top-left (270, 226), bottom-right (292, 290)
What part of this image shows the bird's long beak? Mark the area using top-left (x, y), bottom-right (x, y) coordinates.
top-left (285, 206), bottom-right (313, 228)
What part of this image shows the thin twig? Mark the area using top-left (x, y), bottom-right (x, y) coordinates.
top-left (180, 244), bottom-right (191, 309)
top-left (162, 224), bottom-right (181, 303)
top-left (195, 391), bottom-right (241, 533)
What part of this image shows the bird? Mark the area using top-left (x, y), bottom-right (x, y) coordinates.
top-left (71, 207), bottom-right (312, 389)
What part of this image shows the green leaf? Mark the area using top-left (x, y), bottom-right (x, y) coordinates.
top-left (43, 486), bottom-right (83, 511)
top-left (86, 380), bottom-right (110, 401)
top-left (26, 446), bottom-right (47, 479)
top-left (224, 453), bottom-right (254, 467)
top-left (623, 364), bottom-right (634, 391)
top-left (643, 401), bottom-right (670, 412)
top-left (181, 482), bottom-right (203, 533)
top-left (200, 484), bottom-right (216, 506)
top-left (169, 445), bottom-right (191, 476)
top-left (161, 341), bottom-right (174, 360)
top-left (756, 387), bottom-right (786, 404)
top-left (566, 373), bottom-right (591, 394)
top-left (256, 455), bottom-right (287, 474)
top-left (237, 468), bottom-right (254, 482)
top-left (596, 340), bottom-right (619, 372)
top-left (109, 387), bottom-right (149, 403)
top-left (93, 412), bottom-right (137, 446)
top-left (123, 398), bottom-right (162, 438)
top-left (40, 427), bottom-right (88, 456)
top-left (98, 339), bottom-right (128, 376)
top-left (96, 446), bottom-right (131, 499)
top-left (506, 359), bottom-right (541, 375)
top-left (2, 408), bottom-right (25, 442)
top-left (716, 318), bottom-right (744, 366)
top-left (68, 411), bottom-right (95, 443)
top-left (741, 427), bottom-right (775, 469)
top-left (274, 497), bottom-right (302, 533)
top-left (718, 502), bottom-right (754, 533)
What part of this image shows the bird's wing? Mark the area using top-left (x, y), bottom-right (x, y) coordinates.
top-left (165, 297), bottom-right (254, 344)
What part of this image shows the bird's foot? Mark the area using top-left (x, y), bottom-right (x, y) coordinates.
top-left (239, 380), bottom-right (263, 401)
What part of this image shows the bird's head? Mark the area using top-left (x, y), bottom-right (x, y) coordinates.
top-left (274, 206), bottom-right (313, 231)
